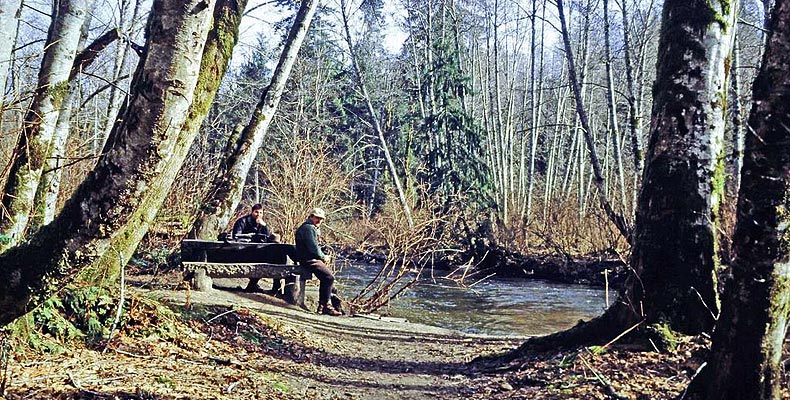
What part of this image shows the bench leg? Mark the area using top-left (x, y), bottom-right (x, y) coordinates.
top-left (298, 276), bottom-right (308, 308)
top-left (283, 275), bottom-right (298, 304)
top-left (192, 268), bottom-right (213, 291)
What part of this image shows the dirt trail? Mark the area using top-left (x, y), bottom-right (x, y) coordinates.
top-left (5, 276), bottom-right (523, 400)
top-left (148, 279), bottom-right (524, 399)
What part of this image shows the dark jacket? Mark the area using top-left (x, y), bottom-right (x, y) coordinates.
top-left (232, 215), bottom-right (275, 242)
top-left (294, 219), bottom-right (325, 263)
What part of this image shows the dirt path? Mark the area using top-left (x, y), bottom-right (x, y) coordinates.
top-left (148, 279), bottom-right (524, 399)
top-left (4, 276), bottom-right (523, 400)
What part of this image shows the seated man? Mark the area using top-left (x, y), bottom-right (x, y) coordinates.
top-left (295, 207), bottom-right (341, 316)
top-left (232, 203), bottom-right (277, 243)
top-left (231, 203), bottom-right (279, 292)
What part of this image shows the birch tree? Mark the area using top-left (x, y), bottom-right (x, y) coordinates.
top-left (0, 0), bottom-right (22, 105)
top-left (0, 0), bottom-right (216, 325)
top-left (0, 0), bottom-right (90, 251)
top-left (338, 0), bottom-right (414, 228)
top-left (189, 0), bottom-right (320, 240)
top-left (684, 0), bottom-right (790, 397)
top-left (556, 0), bottom-right (630, 240)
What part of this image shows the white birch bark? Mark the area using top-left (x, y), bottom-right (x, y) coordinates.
top-left (0, 0), bottom-right (89, 251)
top-left (31, 0), bottom-right (107, 229)
top-left (190, 0), bottom-right (320, 238)
top-left (0, 0), bottom-right (21, 104)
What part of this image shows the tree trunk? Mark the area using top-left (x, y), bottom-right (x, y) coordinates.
top-left (0, 0), bottom-right (89, 251)
top-left (86, 0), bottom-right (246, 281)
top-left (726, 37), bottom-right (744, 199)
top-left (684, 1), bottom-right (790, 397)
top-left (0, 0), bottom-right (216, 326)
top-left (31, 8), bottom-right (120, 229)
top-left (556, 0), bottom-right (630, 241)
top-left (338, 0), bottom-right (414, 228)
top-left (189, 0), bottom-right (319, 240)
top-left (0, 0), bottom-right (21, 105)
top-left (624, 0), bottom-right (738, 334)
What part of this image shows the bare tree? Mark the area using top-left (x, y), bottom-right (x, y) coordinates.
top-left (189, 0), bottom-right (320, 240)
top-left (556, 0), bottom-right (630, 241)
top-left (0, 0), bottom-right (22, 105)
top-left (338, 0), bottom-right (414, 228)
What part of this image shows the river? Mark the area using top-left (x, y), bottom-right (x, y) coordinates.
top-left (335, 263), bottom-right (608, 337)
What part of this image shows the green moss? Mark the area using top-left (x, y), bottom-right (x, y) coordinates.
top-left (644, 323), bottom-right (679, 353)
top-left (47, 80), bottom-right (70, 106)
top-left (708, 0), bottom-right (733, 31)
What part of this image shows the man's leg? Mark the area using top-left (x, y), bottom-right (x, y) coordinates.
top-left (271, 279), bottom-right (283, 294)
top-left (309, 260), bottom-right (340, 315)
top-left (245, 278), bottom-right (263, 292)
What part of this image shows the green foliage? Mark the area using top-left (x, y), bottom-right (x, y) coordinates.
top-left (587, 345), bottom-right (607, 355)
top-left (3, 285), bottom-right (123, 353)
top-left (644, 322), bottom-right (679, 353)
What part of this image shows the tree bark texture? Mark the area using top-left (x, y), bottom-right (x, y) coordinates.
top-left (189, 0), bottom-right (319, 240)
top-left (0, 0), bottom-right (90, 251)
top-left (88, 0), bottom-right (246, 281)
top-left (0, 0), bottom-right (22, 104)
top-left (685, 0), bottom-right (790, 397)
top-left (626, 0), bottom-right (737, 334)
top-left (0, 0), bottom-right (216, 326)
top-left (32, 11), bottom-right (119, 230)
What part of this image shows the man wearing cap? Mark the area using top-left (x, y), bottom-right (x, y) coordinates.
top-left (295, 207), bottom-right (341, 316)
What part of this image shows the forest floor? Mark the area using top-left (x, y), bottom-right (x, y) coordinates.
top-left (3, 271), bottom-right (784, 399)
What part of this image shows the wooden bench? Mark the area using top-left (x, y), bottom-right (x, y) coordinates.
top-left (181, 239), bottom-right (312, 307)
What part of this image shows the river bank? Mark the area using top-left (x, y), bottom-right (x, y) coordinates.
top-left (341, 244), bottom-right (627, 287)
top-left (3, 273), bottom-right (715, 399)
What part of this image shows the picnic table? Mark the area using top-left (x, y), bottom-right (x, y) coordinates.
top-left (181, 239), bottom-right (310, 306)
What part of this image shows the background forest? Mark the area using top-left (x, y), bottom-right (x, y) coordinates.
top-left (2, 0), bottom-right (790, 398)
top-left (0, 0), bottom-right (769, 260)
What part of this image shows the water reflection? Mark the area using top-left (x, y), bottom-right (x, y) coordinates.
top-left (336, 263), bottom-right (607, 337)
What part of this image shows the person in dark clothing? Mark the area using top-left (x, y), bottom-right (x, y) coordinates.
top-left (231, 203), bottom-right (279, 292)
top-left (294, 207), bottom-right (341, 316)
top-left (232, 203), bottom-right (277, 242)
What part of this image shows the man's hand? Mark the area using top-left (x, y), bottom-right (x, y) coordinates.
top-left (255, 215), bottom-right (266, 226)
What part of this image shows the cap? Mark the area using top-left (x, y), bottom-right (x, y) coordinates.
top-left (311, 207), bottom-right (326, 219)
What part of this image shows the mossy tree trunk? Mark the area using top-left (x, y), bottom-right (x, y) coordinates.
top-left (0, 0), bottom-right (216, 326)
top-left (189, 0), bottom-right (319, 240)
top-left (685, 1), bottom-right (790, 398)
top-left (0, 0), bottom-right (22, 105)
top-left (496, 0), bottom-right (739, 359)
top-left (0, 0), bottom-right (90, 252)
top-left (86, 0), bottom-right (247, 281)
top-left (619, 0), bottom-right (738, 335)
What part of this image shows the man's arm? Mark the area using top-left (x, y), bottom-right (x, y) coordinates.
top-left (231, 217), bottom-right (246, 239)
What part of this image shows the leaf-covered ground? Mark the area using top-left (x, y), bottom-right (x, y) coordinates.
top-left (3, 274), bottom-right (787, 399)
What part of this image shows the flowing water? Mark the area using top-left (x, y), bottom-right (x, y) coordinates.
top-left (336, 263), bottom-right (608, 337)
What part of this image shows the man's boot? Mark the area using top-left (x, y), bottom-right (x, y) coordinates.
top-left (317, 304), bottom-right (341, 316)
